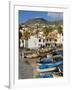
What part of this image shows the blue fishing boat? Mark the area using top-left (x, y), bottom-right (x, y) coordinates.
top-left (37, 54), bottom-right (53, 64)
top-left (53, 55), bottom-right (63, 62)
top-left (37, 58), bottom-right (52, 64)
top-left (37, 61), bottom-right (63, 72)
top-left (39, 61), bottom-right (63, 69)
top-left (56, 50), bottom-right (63, 56)
top-left (52, 50), bottom-right (63, 56)
top-left (39, 73), bottom-right (53, 78)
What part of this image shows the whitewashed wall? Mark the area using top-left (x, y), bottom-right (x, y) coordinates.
top-left (28, 36), bottom-right (39, 49)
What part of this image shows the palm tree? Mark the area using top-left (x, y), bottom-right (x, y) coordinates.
top-left (19, 31), bottom-right (22, 39)
top-left (23, 31), bottom-right (31, 48)
top-left (19, 31), bottom-right (22, 48)
top-left (19, 24), bottom-right (22, 30)
top-left (57, 26), bottom-right (63, 34)
top-left (35, 24), bottom-right (40, 37)
top-left (43, 27), bottom-right (50, 38)
top-left (48, 26), bottom-right (53, 32)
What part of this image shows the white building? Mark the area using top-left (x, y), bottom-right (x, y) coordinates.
top-left (19, 35), bottom-right (56, 49)
top-left (56, 33), bottom-right (63, 44)
top-left (28, 35), bottom-right (46, 49)
top-left (28, 36), bottom-right (39, 49)
top-left (19, 31), bottom-right (63, 49)
top-left (27, 35), bottom-right (56, 49)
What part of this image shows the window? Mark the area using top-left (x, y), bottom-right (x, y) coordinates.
top-left (39, 44), bottom-right (42, 48)
top-left (55, 39), bottom-right (57, 42)
top-left (39, 39), bottom-right (41, 42)
top-left (22, 40), bottom-right (24, 43)
top-left (46, 43), bottom-right (48, 47)
top-left (47, 39), bottom-right (48, 41)
top-left (50, 39), bottom-right (51, 41)
top-left (43, 39), bottom-right (45, 42)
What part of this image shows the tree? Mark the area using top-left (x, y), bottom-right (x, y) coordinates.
top-left (43, 27), bottom-right (49, 38)
top-left (19, 31), bottom-right (22, 48)
top-left (35, 24), bottom-right (40, 37)
top-left (48, 26), bottom-right (53, 32)
top-left (19, 31), bottom-right (22, 39)
top-left (35, 29), bottom-right (39, 36)
top-left (19, 24), bottom-right (22, 30)
top-left (57, 26), bottom-right (63, 34)
top-left (23, 31), bottom-right (31, 48)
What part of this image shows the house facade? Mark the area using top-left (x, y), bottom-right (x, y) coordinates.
top-left (27, 35), bottom-right (55, 49)
top-left (19, 29), bottom-right (63, 49)
top-left (56, 33), bottom-right (63, 45)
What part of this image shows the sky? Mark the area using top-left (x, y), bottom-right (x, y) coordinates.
top-left (19, 10), bottom-right (63, 24)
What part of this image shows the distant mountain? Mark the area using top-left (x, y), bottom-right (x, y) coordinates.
top-left (21, 18), bottom-right (63, 26)
top-left (20, 18), bottom-right (63, 31)
top-left (23, 18), bottom-right (48, 25)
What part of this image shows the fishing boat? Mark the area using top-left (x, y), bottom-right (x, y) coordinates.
top-left (39, 73), bottom-right (53, 78)
top-left (36, 55), bottom-right (53, 65)
top-left (24, 53), bottom-right (39, 58)
top-left (53, 55), bottom-right (62, 58)
top-left (37, 61), bottom-right (63, 72)
top-left (37, 67), bottom-right (56, 72)
top-left (53, 56), bottom-right (63, 63)
top-left (52, 49), bottom-right (63, 56)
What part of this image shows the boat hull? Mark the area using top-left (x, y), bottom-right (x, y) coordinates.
top-left (37, 67), bottom-right (56, 72)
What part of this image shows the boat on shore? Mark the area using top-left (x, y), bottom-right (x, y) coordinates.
top-left (37, 67), bottom-right (56, 72)
top-left (24, 53), bottom-right (39, 58)
top-left (52, 49), bottom-right (63, 56)
top-left (39, 73), bottom-right (53, 78)
top-left (36, 54), bottom-right (53, 64)
top-left (37, 61), bottom-right (63, 72)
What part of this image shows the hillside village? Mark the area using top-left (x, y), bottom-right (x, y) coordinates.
top-left (19, 18), bottom-right (63, 50)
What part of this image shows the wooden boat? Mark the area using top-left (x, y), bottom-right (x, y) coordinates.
top-left (37, 67), bottom-right (56, 72)
top-left (25, 53), bottom-right (39, 58)
top-left (53, 55), bottom-right (63, 59)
